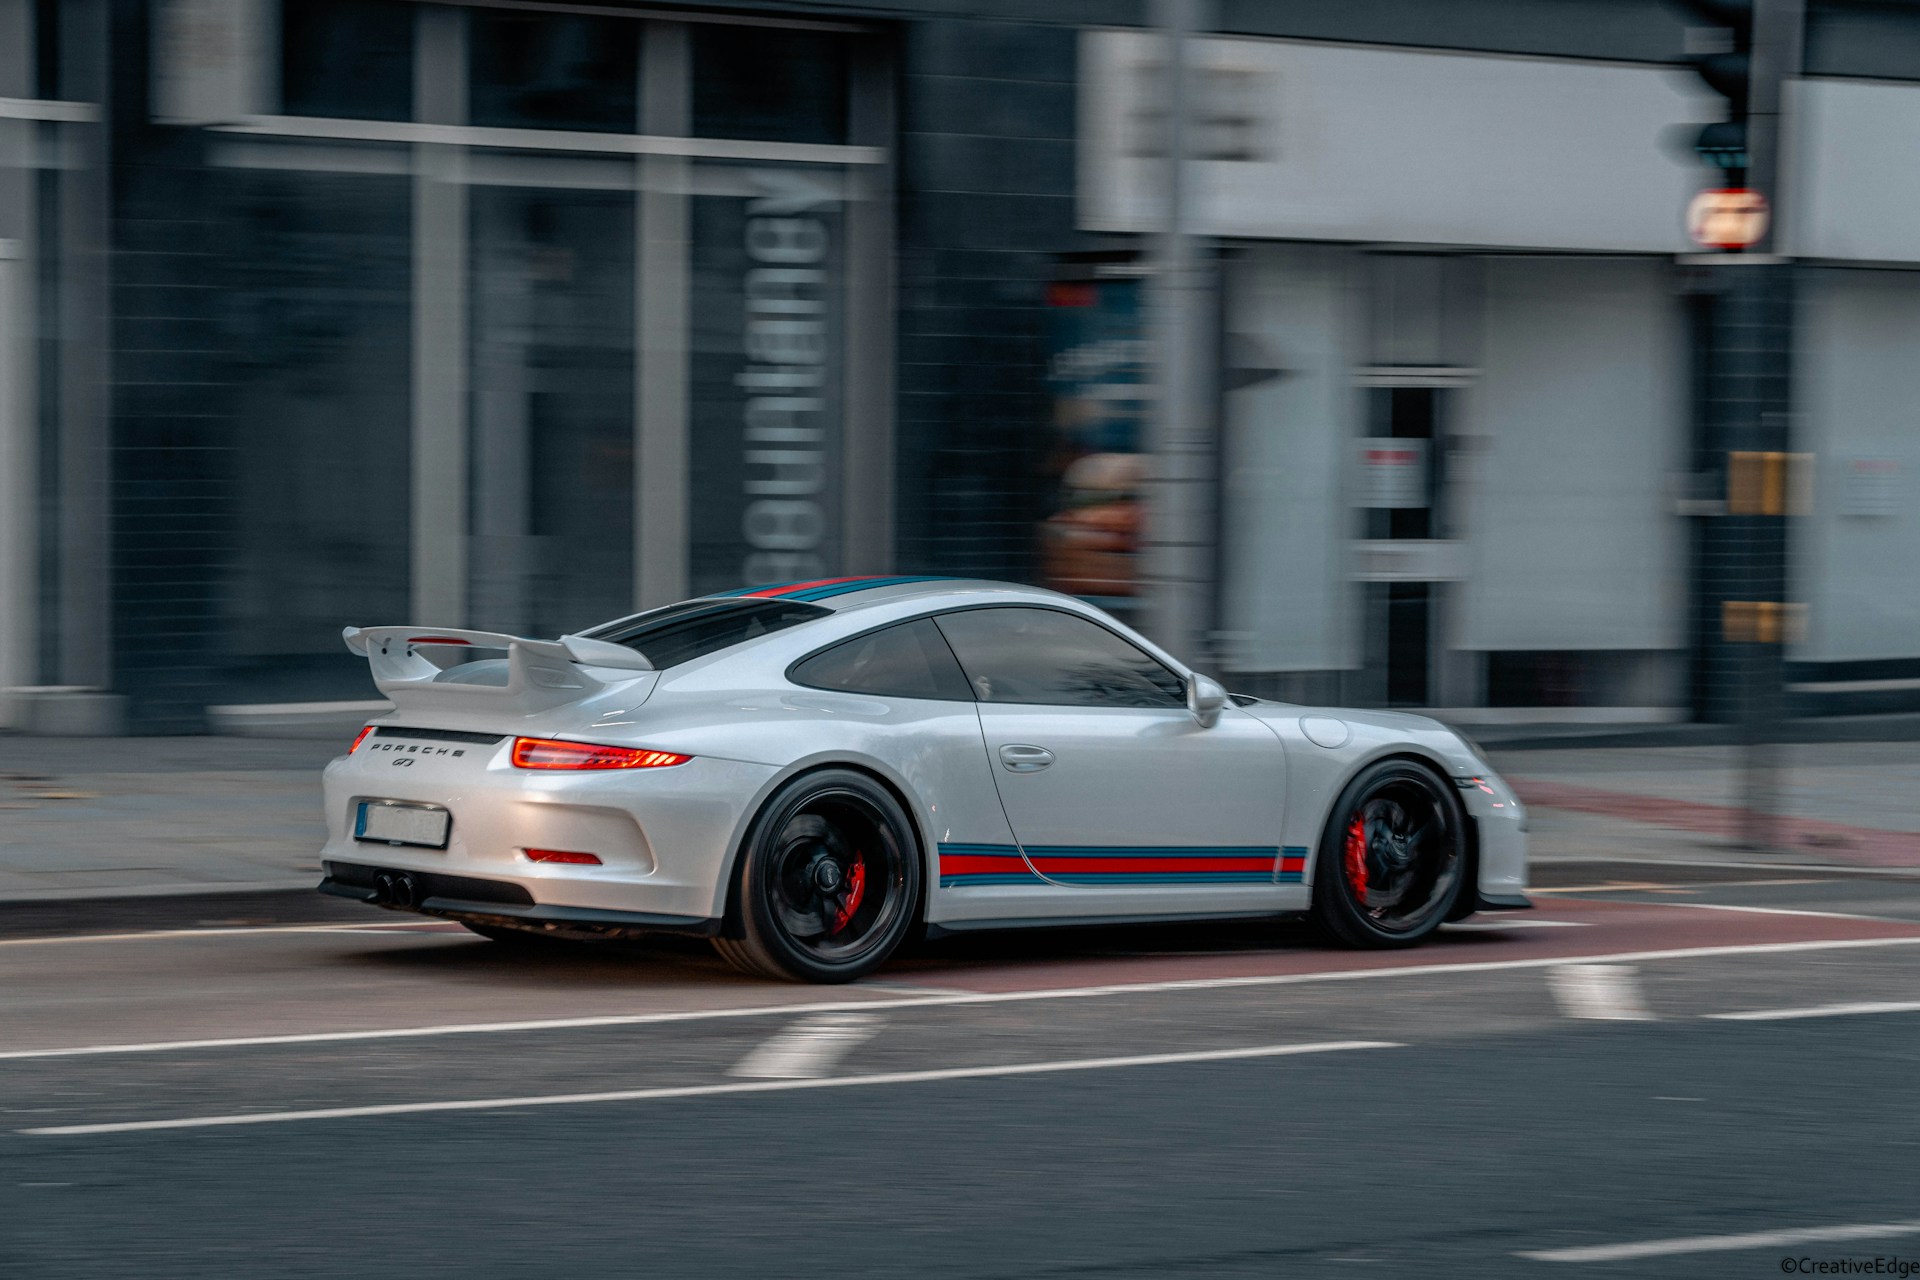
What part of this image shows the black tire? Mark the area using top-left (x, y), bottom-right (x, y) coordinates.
top-left (712, 768), bottom-right (923, 983)
top-left (1311, 758), bottom-right (1466, 949)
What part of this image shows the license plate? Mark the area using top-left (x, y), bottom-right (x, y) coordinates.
top-left (355, 801), bottom-right (451, 848)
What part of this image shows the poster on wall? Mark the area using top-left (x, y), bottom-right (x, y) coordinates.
top-left (1038, 276), bottom-right (1149, 602)
top-left (688, 169), bottom-right (846, 596)
top-left (1354, 438), bottom-right (1430, 509)
top-left (1841, 456), bottom-right (1898, 517)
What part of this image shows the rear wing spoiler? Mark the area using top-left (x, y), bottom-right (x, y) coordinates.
top-left (342, 626), bottom-right (653, 715)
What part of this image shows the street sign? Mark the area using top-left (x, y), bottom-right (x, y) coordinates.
top-left (1687, 187), bottom-right (1770, 250)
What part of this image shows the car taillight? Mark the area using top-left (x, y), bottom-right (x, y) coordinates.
top-left (525, 849), bottom-right (603, 865)
top-left (510, 737), bottom-right (690, 771)
top-left (348, 725), bottom-right (375, 754)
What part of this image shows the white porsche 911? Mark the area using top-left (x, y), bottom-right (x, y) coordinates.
top-left (320, 577), bottom-right (1528, 982)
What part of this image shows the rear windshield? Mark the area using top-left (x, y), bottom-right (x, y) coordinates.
top-left (580, 599), bottom-right (830, 669)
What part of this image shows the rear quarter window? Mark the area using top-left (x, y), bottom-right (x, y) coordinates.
top-left (582, 599), bottom-right (830, 668)
top-left (790, 618), bottom-right (974, 701)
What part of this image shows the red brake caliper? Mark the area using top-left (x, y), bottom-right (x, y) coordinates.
top-left (1343, 814), bottom-right (1369, 902)
top-left (831, 858), bottom-right (867, 935)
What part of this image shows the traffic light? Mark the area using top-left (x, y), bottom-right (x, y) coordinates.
top-left (1675, 0), bottom-right (1755, 178)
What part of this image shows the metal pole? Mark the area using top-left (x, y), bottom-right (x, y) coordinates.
top-left (1144, 0), bottom-right (1213, 663)
top-left (1730, 0), bottom-right (1802, 854)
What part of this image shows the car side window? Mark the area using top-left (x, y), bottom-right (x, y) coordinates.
top-left (933, 607), bottom-right (1186, 709)
top-left (790, 618), bottom-right (975, 701)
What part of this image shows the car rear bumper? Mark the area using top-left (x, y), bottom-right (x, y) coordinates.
top-left (319, 860), bottom-right (722, 935)
top-left (320, 741), bottom-right (781, 922)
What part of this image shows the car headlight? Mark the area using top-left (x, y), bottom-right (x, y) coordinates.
top-left (1453, 730), bottom-right (1495, 774)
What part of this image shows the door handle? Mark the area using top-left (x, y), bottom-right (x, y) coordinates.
top-left (998, 744), bottom-right (1054, 773)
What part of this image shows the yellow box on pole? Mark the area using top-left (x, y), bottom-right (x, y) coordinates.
top-left (1721, 599), bottom-right (1807, 644)
top-left (1726, 451), bottom-right (1813, 515)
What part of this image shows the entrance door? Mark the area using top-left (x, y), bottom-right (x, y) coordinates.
top-left (1358, 384), bottom-right (1447, 706)
top-left (932, 606), bottom-right (1289, 904)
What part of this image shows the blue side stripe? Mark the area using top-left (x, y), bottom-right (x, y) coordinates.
top-left (785, 575), bottom-right (953, 602)
top-left (1041, 873), bottom-right (1281, 885)
top-left (1020, 846), bottom-right (1276, 859)
top-left (710, 575), bottom-right (956, 601)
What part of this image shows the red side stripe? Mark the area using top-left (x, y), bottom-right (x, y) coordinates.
top-left (741, 576), bottom-right (873, 598)
top-left (1280, 856), bottom-right (1307, 871)
top-left (1025, 856), bottom-right (1276, 875)
top-left (937, 854), bottom-right (1032, 875)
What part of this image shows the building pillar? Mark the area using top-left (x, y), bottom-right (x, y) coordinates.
top-left (635, 20), bottom-right (689, 610)
top-left (57, 0), bottom-right (110, 690)
top-left (0, 0), bottom-right (36, 694)
top-left (840, 33), bottom-right (895, 576)
top-left (410, 5), bottom-right (468, 627)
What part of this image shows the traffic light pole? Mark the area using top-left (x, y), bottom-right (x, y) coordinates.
top-left (1688, 0), bottom-right (1803, 853)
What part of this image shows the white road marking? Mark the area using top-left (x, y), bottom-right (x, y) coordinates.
top-left (8, 933), bottom-right (1920, 1062)
top-left (1533, 878), bottom-right (1824, 894)
top-left (1707, 999), bottom-right (1920, 1022)
top-left (1548, 963), bottom-right (1653, 1021)
top-left (1649, 901), bottom-right (1905, 922)
top-left (1520, 1218), bottom-right (1920, 1262)
top-left (1440, 919), bottom-right (1591, 931)
top-left (20, 1040), bottom-right (1402, 1136)
top-left (0, 921), bottom-right (452, 948)
top-left (729, 1013), bottom-right (882, 1079)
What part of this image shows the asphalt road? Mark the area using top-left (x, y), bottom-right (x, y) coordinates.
top-left (5, 863), bottom-right (1920, 1278)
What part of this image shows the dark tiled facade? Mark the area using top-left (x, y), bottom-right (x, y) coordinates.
top-left (893, 18), bottom-right (1088, 583)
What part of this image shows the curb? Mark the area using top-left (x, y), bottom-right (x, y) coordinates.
top-left (0, 884), bottom-right (373, 939)
top-left (1473, 713), bottom-right (1920, 751)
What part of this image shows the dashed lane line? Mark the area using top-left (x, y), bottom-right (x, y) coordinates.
top-left (1547, 963), bottom-right (1653, 1021)
top-left (6, 934), bottom-right (1920, 1063)
top-left (729, 1013), bottom-right (883, 1079)
top-left (19, 1040), bottom-right (1402, 1136)
top-left (1520, 1218), bottom-right (1920, 1263)
top-left (1707, 999), bottom-right (1920, 1022)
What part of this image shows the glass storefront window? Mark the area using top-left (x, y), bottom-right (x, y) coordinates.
top-left (692, 25), bottom-right (849, 145)
top-left (469, 11), bottom-right (639, 133)
top-left (468, 187), bottom-right (635, 637)
top-left (280, 0), bottom-right (414, 121)
top-left (223, 170), bottom-right (412, 699)
top-left (688, 165), bottom-right (847, 596)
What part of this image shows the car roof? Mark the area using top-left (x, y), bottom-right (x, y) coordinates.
top-left (700, 575), bottom-right (1087, 614)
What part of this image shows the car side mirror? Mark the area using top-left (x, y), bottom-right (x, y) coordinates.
top-left (1185, 673), bottom-right (1229, 728)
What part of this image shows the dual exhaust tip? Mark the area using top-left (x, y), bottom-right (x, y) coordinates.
top-left (370, 871), bottom-right (419, 908)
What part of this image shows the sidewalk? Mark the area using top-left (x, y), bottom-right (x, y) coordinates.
top-left (0, 736), bottom-right (336, 904)
top-left (2, 733), bottom-right (1918, 929)
top-left (1491, 740), bottom-right (1920, 871)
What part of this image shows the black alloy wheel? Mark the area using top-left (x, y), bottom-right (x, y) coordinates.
top-left (1311, 759), bottom-right (1465, 948)
top-left (714, 768), bottom-right (922, 983)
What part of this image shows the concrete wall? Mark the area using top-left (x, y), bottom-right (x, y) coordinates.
top-left (1795, 269), bottom-right (1920, 663)
top-left (1219, 245), bottom-right (1360, 674)
top-left (1454, 257), bottom-right (1687, 652)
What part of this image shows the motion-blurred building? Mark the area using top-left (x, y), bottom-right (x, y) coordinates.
top-left (1, 0), bottom-right (1918, 732)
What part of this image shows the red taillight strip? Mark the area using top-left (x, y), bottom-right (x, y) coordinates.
top-left (407, 636), bottom-right (472, 646)
top-left (525, 849), bottom-right (603, 865)
top-left (348, 725), bottom-right (375, 754)
top-left (510, 737), bottom-right (690, 771)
